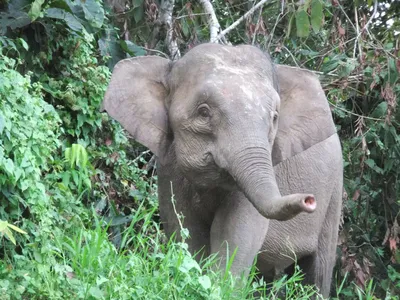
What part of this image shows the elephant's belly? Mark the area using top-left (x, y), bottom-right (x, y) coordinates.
top-left (257, 218), bottom-right (319, 272)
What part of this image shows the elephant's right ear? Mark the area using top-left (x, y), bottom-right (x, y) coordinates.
top-left (101, 56), bottom-right (171, 159)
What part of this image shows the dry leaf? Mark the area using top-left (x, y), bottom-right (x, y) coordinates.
top-left (352, 190), bottom-right (360, 201)
top-left (389, 238), bottom-right (397, 252)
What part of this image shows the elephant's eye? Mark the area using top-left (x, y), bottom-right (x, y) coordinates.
top-left (272, 111), bottom-right (279, 123)
top-left (197, 104), bottom-right (211, 119)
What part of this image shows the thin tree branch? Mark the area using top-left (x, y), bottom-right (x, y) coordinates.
top-left (267, 0), bottom-right (286, 50)
top-left (160, 0), bottom-right (181, 60)
top-left (329, 102), bottom-right (384, 121)
top-left (353, 0), bottom-right (378, 60)
top-left (142, 47), bottom-right (169, 58)
top-left (251, 4), bottom-right (263, 45)
top-left (175, 12), bottom-right (209, 20)
top-left (198, 0), bottom-right (221, 43)
top-left (148, 22), bottom-right (162, 50)
top-left (353, 5), bottom-right (362, 59)
top-left (216, 0), bottom-right (272, 42)
top-left (359, 0), bottom-right (378, 37)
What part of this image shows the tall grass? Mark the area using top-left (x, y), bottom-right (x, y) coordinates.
top-left (1, 202), bottom-right (324, 299)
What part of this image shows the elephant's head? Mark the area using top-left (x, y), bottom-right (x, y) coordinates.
top-left (101, 43), bottom-right (316, 221)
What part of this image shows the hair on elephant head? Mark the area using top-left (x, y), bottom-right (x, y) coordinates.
top-left (101, 43), bottom-right (316, 221)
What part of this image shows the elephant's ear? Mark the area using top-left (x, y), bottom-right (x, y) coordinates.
top-left (272, 64), bottom-right (337, 165)
top-left (101, 56), bottom-right (171, 159)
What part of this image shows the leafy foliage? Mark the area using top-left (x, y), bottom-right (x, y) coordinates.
top-left (0, 47), bottom-right (62, 249)
top-left (0, 220), bottom-right (27, 245)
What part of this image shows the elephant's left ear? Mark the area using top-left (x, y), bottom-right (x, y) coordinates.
top-left (101, 56), bottom-right (171, 160)
top-left (272, 64), bottom-right (336, 165)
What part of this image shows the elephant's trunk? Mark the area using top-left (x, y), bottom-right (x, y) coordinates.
top-left (227, 145), bottom-right (316, 221)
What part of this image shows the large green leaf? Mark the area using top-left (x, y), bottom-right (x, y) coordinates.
top-left (48, 0), bottom-right (75, 13)
top-left (120, 40), bottom-right (146, 57)
top-left (311, 0), bottom-right (323, 33)
top-left (45, 8), bottom-right (84, 32)
top-left (133, 5), bottom-right (144, 23)
top-left (98, 34), bottom-right (125, 70)
top-left (295, 9), bottom-right (310, 38)
top-left (28, 0), bottom-right (45, 21)
top-left (0, 11), bottom-right (31, 34)
top-left (80, 0), bottom-right (104, 28)
top-left (371, 102), bottom-right (388, 118)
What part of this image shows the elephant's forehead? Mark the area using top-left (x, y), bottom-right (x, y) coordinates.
top-left (200, 76), bottom-right (277, 115)
top-left (202, 53), bottom-right (261, 75)
top-left (173, 48), bottom-right (272, 79)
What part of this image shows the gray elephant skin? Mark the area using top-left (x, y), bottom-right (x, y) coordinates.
top-left (101, 43), bottom-right (343, 297)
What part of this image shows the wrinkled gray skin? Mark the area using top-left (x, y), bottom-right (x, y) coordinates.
top-left (101, 43), bottom-right (343, 298)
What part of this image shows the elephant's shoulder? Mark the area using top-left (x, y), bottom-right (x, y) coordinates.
top-left (272, 65), bottom-right (337, 166)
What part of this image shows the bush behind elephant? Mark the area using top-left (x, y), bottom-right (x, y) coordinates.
top-left (101, 43), bottom-right (343, 298)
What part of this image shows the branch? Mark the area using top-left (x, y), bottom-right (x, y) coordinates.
top-left (353, 0), bottom-right (378, 60)
top-left (159, 0), bottom-right (181, 60)
top-left (216, 0), bottom-right (272, 42)
top-left (198, 0), bottom-right (220, 42)
top-left (359, 0), bottom-right (378, 37)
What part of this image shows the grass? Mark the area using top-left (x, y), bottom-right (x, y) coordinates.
top-left (0, 201), bottom-right (325, 300)
top-left (2, 194), bottom-right (394, 299)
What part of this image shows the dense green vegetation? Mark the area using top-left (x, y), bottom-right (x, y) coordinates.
top-left (0, 0), bottom-right (399, 298)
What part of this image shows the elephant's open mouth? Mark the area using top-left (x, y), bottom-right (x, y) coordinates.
top-left (216, 168), bottom-right (237, 191)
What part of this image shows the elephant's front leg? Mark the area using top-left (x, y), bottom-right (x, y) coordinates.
top-left (210, 191), bottom-right (269, 276)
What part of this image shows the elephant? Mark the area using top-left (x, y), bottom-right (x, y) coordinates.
top-left (101, 43), bottom-right (343, 298)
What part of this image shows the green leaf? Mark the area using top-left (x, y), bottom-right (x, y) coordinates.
top-left (48, 0), bottom-right (74, 13)
top-left (132, 0), bottom-right (143, 7)
top-left (98, 35), bottom-right (125, 70)
top-left (0, 10), bottom-right (31, 34)
top-left (80, 0), bottom-right (104, 28)
top-left (338, 59), bottom-right (357, 78)
top-left (179, 256), bottom-right (201, 273)
top-left (3, 159), bottom-right (14, 175)
top-left (0, 113), bottom-right (4, 134)
top-left (120, 40), bottom-right (146, 57)
top-left (18, 38), bottom-right (29, 51)
top-left (3, 227), bottom-right (16, 245)
top-left (62, 171), bottom-right (71, 186)
top-left (322, 58), bottom-right (340, 73)
top-left (70, 144), bottom-right (77, 168)
top-left (295, 10), bottom-right (310, 38)
top-left (365, 159), bottom-right (384, 174)
top-left (88, 286), bottom-right (103, 299)
top-left (0, 221), bottom-right (7, 231)
top-left (19, 180), bottom-right (29, 191)
top-left (310, 0), bottom-right (323, 33)
top-left (198, 275), bottom-right (211, 290)
top-left (7, 223), bottom-right (27, 234)
top-left (133, 5), bottom-right (144, 23)
top-left (71, 170), bottom-right (79, 186)
top-left (371, 102), bottom-right (387, 118)
top-left (103, 215), bottom-right (133, 226)
top-left (96, 276), bottom-right (108, 286)
top-left (83, 178), bottom-right (91, 189)
top-left (65, 147), bottom-right (71, 162)
top-left (45, 8), bottom-right (84, 32)
top-left (28, 0), bottom-right (45, 21)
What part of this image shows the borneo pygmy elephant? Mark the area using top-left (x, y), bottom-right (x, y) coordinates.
top-left (101, 43), bottom-right (343, 297)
